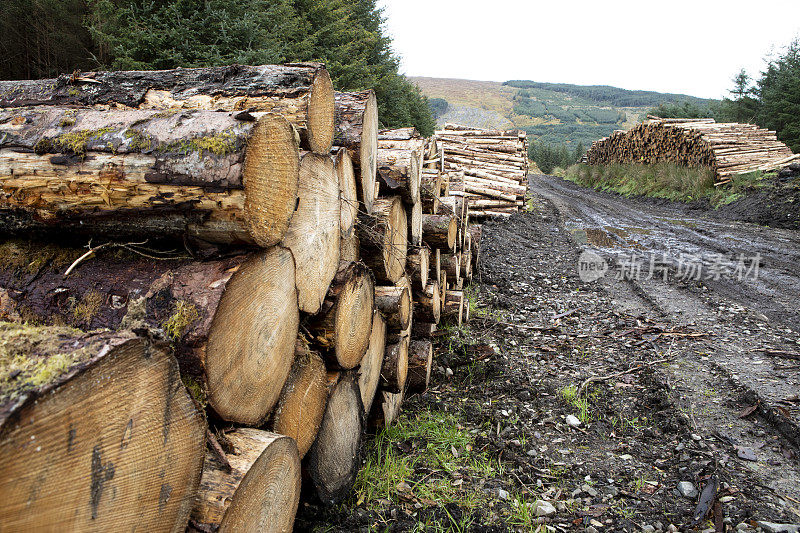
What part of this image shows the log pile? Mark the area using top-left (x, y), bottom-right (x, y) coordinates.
top-left (434, 123), bottom-right (529, 217)
top-left (0, 63), bottom-right (488, 529)
top-left (586, 117), bottom-right (797, 184)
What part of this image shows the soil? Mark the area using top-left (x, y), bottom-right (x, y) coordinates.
top-left (297, 178), bottom-right (800, 532)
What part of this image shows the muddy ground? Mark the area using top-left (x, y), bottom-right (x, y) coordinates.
top-left (298, 179), bottom-right (800, 532)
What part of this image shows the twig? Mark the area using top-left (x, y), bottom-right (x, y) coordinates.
top-left (577, 358), bottom-right (672, 396)
top-left (206, 429), bottom-right (232, 473)
top-left (63, 242), bottom-right (109, 277)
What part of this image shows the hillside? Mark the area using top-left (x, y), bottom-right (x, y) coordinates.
top-left (411, 76), bottom-right (717, 149)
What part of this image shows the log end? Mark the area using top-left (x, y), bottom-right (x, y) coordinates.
top-left (360, 91), bottom-right (379, 214)
top-left (333, 263), bottom-right (375, 369)
top-left (307, 68), bottom-right (335, 154)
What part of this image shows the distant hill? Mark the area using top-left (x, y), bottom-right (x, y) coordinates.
top-left (411, 77), bottom-right (718, 149)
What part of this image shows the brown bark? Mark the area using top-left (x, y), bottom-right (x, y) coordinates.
top-left (407, 339), bottom-right (433, 393)
top-left (306, 261), bottom-right (375, 370)
top-left (356, 196), bottom-right (408, 284)
top-left (414, 281), bottom-right (441, 324)
top-left (411, 321), bottom-right (437, 338)
top-left (191, 429), bottom-right (301, 533)
top-left (368, 391), bottom-right (403, 428)
top-left (442, 252), bottom-right (461, 281)
top-left (444, 290), bottom-right (464, 326)
top-left (282, 152), bottom-right (340, 314)
top-left (377, 139), bottom-right (423, 205)
top-left (0, 325), bottom-right (205, 532)
top-left (375, 282), bottom-right (411, 332)
top-left (469, 225), bottom-right (482, 268)
top-left (422, 214), bottom-right (457, 250)
top-left (0, 63), bottom-right (334, 154)
top-left (0, 240), bottom-right (299, 426)
top-left (306, 371), bottom-right (364, 505)
top-left (0, 107), bottom-right (300, 247)
top-left (334, 91), bottom-right (378, 214)
top-left (380, 336), bottom-right (409, 394)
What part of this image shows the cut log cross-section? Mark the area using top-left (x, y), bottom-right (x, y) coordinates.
top-left (334, 91), bottom-right (378, 214)
top-left (422, 214), bottom-right (457, 250)
top-left (306, 371), bottom-right (364, 505)
top-left (407, 339), bottom-right (433, 393)
top-left (191, 428), bottom-right (301, 533)
top-left (374, 285), bottom-right (411, 331)
top-left (0, 325), bottom-right (205, 531)
top-left (380, 336), bottom-right (409, 394)
top-left (409, 200), bottom-right (423, 247)
top-left (307, 261), bottom-right (375, 369)
top-left (0, 240), bottom-right (300, 426)
top-left (406, 245), bottom-right (430, 290)
top-left (282, 152), bottom-right (340, 314)
top-left (340, 232), bottom-right (360, 263)
top-left (270, 341), bottom-right (328, 459)
top-left (0, 63), bottom-right (335, 154)
top-left (357, 196), bottom-right (408, 284)
top-left (335, 148), bottom-right (358, 239)
top-left (358, 310), bottom-right (386, 414)
top-left (0, 107), bottom-right (300, 247)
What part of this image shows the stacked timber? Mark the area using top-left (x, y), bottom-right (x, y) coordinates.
top-left (586, 117), bottom-right (797, 184)
top-left (435, 123), bottom-right (529, 217)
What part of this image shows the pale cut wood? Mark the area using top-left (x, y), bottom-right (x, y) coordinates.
top-left (369, 391), bottom-right (403, 428)
top-left (377, 140), bottom-right (423, 205)
top-left (306, 261), bottom-right (375, 369)
top-left (0, 326), bottom-right (205, 532)
top-left (335, 148), bottom-right (358, 239)
top-left (380, 336), bottom-right (409, 394)
top-left (409, 201), bottom-right (423, 247)
top-left (0, 240), bottom-right (299, 427)
top-left (0, 108), bottom-right (299, 246)
top-left (340, 232), bottom-right (360, 263)
top-left (282, 152), bottom-right (340, 314)
top-left (407, 245), bottom-right (430, 290)
top-left (407, 339), bottom-right (434, 393)
top-left (0, 63), bottom-right (334, 154)
top-left (270, 341), bottom-right (327, 459)
top-left (334, 91), bottom-right (378, 214)
top-left (306, 371), bottom-right (364, 505)
top-left (357, 196), bottom-right (408, 284)
top-left (191, 429), bottom-right (300, 533)
top-left (358, 310), bottom-right (386, 414)
top-left (374, 284), bottom-right (411, 331)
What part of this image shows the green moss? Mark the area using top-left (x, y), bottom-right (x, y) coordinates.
top-left (181, 375), bottom-right (207, 408)
top-left (158, 129), bottom-right (239, 156)
top-left (123, 128), bottom-right (154, 152)
top-left (59, 117), bottom-right (76, 127)
top-left (161, 301), bottom-right (200, 341)
top-left (67, 87), bottom-right (80, 97)
top-left (35, 127), bottom-right (117, 156)
top-left (0, 240), bottom-right (83, 275)
top-left (73, 291), bottom-right (103, 325)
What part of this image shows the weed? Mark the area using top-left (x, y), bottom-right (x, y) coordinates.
top-left (161, 301), bottom-right (200, 341)
top-left (560, 384), bottom-right (592, 423)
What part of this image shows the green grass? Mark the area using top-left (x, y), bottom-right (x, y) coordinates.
top-left (560, 384), bottom-right (593, 423)
top-left (562, 162), bottom-right (770, 207)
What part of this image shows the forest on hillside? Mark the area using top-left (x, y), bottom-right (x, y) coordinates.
top-left (0, 0), bottom-right (435, 135)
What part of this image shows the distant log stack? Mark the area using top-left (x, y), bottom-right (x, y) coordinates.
top-left (586, 117), bottom-right (797, 185)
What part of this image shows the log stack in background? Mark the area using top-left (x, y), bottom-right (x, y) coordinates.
top-left (0, 64), bottom-right (494, 529)
top-left (586, 117), bottom-right (797, 185)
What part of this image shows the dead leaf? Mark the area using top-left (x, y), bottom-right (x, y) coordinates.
top-left (738, 403), bottom-right (759, 418)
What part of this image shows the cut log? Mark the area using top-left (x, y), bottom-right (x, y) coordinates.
top-left (357, 196), bottom-right (408, 284)
top-left (406, 245), bottom-right (430, 290)
top-left (306, 371), bottom-right (364, 505)
top-left (340, 232), bottom-right (360, 263)
top-left (191, 429), bottom-right (301, 533)
top-left (0, 107), bottom-right (299, 247)
top-left (306, 261), bottom-right (374, 369)
top-left (461, 246), bottom-right (473, 281)
top-left (368, 391), bottom-right (403, 428)
top-left (374, 284), bottom-right (411, 331)
top-left (414, 280), bottom-right (441, 325)
top-left (380, 336), bottom-right (409, 394)
top-left (0, 240), bottom-right (300, 426)
top-left (0, 325), bottom-right (205, 531)
top-left (335, 148), bottom-right (358, 239)
top-left (334, 91), bottom-right (378, 214)
top-left (409, 201), bottom-right (423, 247)
top-left (377, 141), bottom-right (422, 205)
top-left (412, 321), bottom-right (437, 338)
top-left (422, 214), bottom-right (457, 250)
top-left (442, 252), bottom-right (461, 281)
top-left (469, 225), bottom-right (482, 268)
top-left (0, 63), bottom-right (334, 154)
top-left (432, 248), bottom-right (442, 288)
top-left (407, 339), bottom-right (433, 393)
top-left (282, 152), bottom-right (340, 314)
top-left (444, 290), bottom-right (464, 326)
top-left (270, 341), bottom-right (327, 459)
top-left (358, 310), bottom-right (386, 414)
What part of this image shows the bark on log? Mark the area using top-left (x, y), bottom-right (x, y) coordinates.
top-left (442, 252), bottom-right (461, 281)
top-left (282, 152), bottom-right (340, 314)
top-left (306, 261), bottom-right (374, 370)
top-left (0, 325), bottom-right (205, 531)
top-left (444, 290), bottom-right (464, 326)
top-left (411, 321), bottom-right (437, 339)
top-left (407, 339), bottom-right (433, 393)
top-left (377, 141), bottom-right (423, 205)
top-left (406, 245), bottom-right (430, 290)
top-left (374, 284), bottom-right (411, 331)
top-left (421, 214), bottom-right (457, 250)
top-left (334, 91), bottom-right (378, 214)
top-left (356, 196), bottom-right (408, 284)
top-left (306, 371), bottom-right (364, 505)
top-left (0, 107), bottom-right (299, 247)
top-left (270, 341), bottom-right (327, 459)
top-left (335, 148), bottom-right (358, 240)
top-left (414, 281), bottom-right (441, 324)
top-left (340, 233), bottom-right (360, 263)
top-left (469, 225), bottom-right (482, 268)
top-left (191, 429), bottom-right (301, 533)
top-left (0, 63), bottom-right (334, 154)
top-left (0, 240), bottom-right (299, 426)
top-left (368, 391), bottom-right (403, 428)
top-left (358, 310), bottom-right (386, 414)
top-left (380, 336), bottom-right (409, 394)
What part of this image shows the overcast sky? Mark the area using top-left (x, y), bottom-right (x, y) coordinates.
top-left (379, 1), bottom-right (800, 99)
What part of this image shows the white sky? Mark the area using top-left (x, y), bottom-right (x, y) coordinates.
top-left (379, 0), bottom-right (800, 99)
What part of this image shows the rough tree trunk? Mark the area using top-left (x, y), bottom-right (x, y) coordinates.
top-left (191, 429), bottom-right (301, 533)
top-left (414, 280), bottom-right (441, 324)
top-left (0, 240), bottom-right (299, 426)
top-left (406, 245), bottom-right (430, 290)
top-left (407, 339), bottom-right (433, 393)
top-left (374, 284), bottom-right (411, 331)
top-left (357, 196), bottom-right (408, 284)
top-left (380, 336), bottom-right (409, 394)
top-left (0, 63), bottom-right (334, 154)
top-left (422, 214), bottom-right (457, 250)
top-left (0, 108), bottom-right (300, 247)
top-left (334, 91), bottom-right (378, 214)
top-left (306, 261), bottom-right (375, 370)
top-left (369, 391), bottom-right (403, 428)
top-left (0, 325), bottom-right (205, 532)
